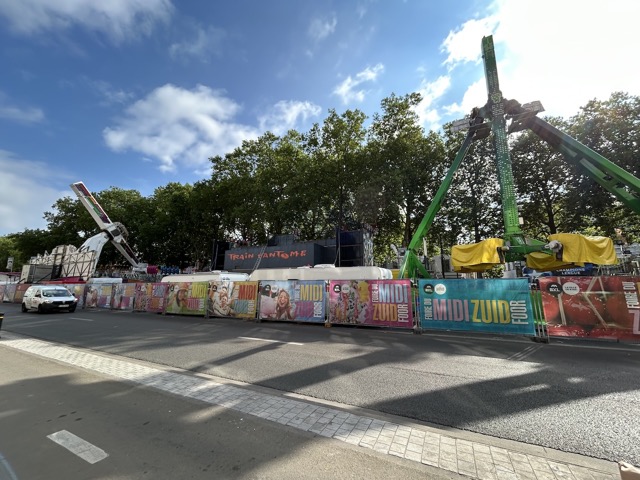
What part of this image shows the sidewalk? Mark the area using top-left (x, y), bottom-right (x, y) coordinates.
top-left (0, 332), bottom-right (621, 480)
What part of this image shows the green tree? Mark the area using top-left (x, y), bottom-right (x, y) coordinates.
top-left (566, 92), bottom-right (640, 240)
top-left (367, 93), bottom-right (447, 262)
top-left (510, 117), bottom-right (575, 239)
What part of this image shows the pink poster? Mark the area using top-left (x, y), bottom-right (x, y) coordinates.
top-left (328, 280), bottom-right (413, 328)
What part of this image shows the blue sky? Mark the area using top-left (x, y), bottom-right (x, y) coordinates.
top-left (1, 0), bottom-right (639, 236)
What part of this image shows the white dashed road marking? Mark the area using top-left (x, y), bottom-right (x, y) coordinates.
top-left (47, 430), bottom-right (108, 464)
top-left (238, 336), bottom-right (304, 346)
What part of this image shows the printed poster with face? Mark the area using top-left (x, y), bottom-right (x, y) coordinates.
top-left (258, 280), bottom-right (325, 323)
top-left (85, 283), bottom-right (114, 309)
top-left (165, 282), bottom-right (207, 316)
top-left (539, 276), bottom-right (640, 340)
top-left (112, 283), bottom-right (136, 310)
top-left (208, 281), bottom-right (259, 319)
top-left (328, 280), bottom-right (413, 328)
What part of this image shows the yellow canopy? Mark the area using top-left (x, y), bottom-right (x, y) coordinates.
top-left (451, 238), bottom-right (504, 272)
top-left (525, 233), bottom-right (617, 271)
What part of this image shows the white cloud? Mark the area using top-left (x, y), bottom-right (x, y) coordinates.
top-left (0, 91), bottom-right (44, 123)
top-left (0, 105), bottom-right (44, 124)
top-left (0, 0), bottom-right (173, 43)
top-left (308, 15), bottom-right (337, 42)
top-left (333, 63), bottom-right (384, 104)
top-left (88, 79), bottom-right (135, 106)
top-left (441, 0), bottom-right (640, 119)
top-left (258, 100), bottom-right (322, 136)
top-left (414, 76), bottom-right (451, 132)
top-left (441, 16), bottom-right (499, 68)
top-left (103, 84), bottom-right (260, 173)
top-left (169, 25), bottom-right (226, 61)
top-left (0, 150), bottom-right (69, 236)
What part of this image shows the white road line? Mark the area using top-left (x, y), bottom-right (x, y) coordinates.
top-left (47, 430), bottom-right (108, 464)
top-left (238, 336), bottom-right (304, 346)
top-left (69, 317), bottom-right (94, 322)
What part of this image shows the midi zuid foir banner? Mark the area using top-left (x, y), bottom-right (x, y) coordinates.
top-left (418, 278), bottom-right (535, 335)
top-left (208, 281), bottom-right (258, 318)
top-left (328, 280), bottom-right (413, 328)
top-left (165, 282), bottom-right (207, 316)
top-left (538, 276), bottom-right (640, 340)
top-left (258, 280), bottom-right (325, 323)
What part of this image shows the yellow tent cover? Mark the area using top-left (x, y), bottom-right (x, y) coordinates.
top-left (526, 233), bottom-right (617, 271)
top-left (451, 238), bottom-right (504, 272)
top-left (525, 252), bottom-right (579, 271)
top-left (549, 233), bottom-right (617, 265)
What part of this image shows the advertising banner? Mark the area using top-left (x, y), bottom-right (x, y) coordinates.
top-left (328, 280), bottom-right (413, 329)
top-left (2, 283), bottom-right (17, 303)
top-left (208, 281), bottom-right (258, 319)
top-left (418, 279), bottom-right (535, 336)
top-left (165, 282), bottom-right (207, 316)
top-left (14, 284), bottom-right (30, 303)
top-left (85, 283), bottom-right (114, 309)
top-left (63, 284), bottom-right (87, 308)
top-left (112, 283), bottom-right (136, 310)
top-left (539, 276), bottom-right (640, 340)
top-left (133, 283), bottom-right (168, 313)
top-left (258, 280), bottom-right (325, 323)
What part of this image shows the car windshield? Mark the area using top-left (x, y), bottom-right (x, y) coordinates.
top-left (43, 289), bottom-right (72, 297)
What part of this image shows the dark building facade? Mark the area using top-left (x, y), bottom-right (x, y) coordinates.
top-left (221, 230), bottom-right (373, 273)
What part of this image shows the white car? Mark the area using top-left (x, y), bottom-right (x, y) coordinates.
top-left (22, 285), bottom-right (78, 313)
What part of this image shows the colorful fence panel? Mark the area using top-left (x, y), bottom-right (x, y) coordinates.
top-left (2, 283), bottom-right (17, 303)
top-left (208, 281), bottom-right (259, 319)
top-left (62, 284), bottom-right (87, 309)
top-left (85, 283), bottom-right (114, 309)
top-left (328, 279), bottom-right (413, 328)
top-left (165, 282), bottom-right (207, 316)
top-left (538, 276), bottom-right (640, 340)
top-left (113, 283), bottom-right (136, 310)
top-left (133, 283), bottom-right (168, 313)
top-left (14, 284), bottom-right (30, 304)
top-left (417, 279), bottom-right (535, 336)
top-left (258, 280), bottom-right (326, 323)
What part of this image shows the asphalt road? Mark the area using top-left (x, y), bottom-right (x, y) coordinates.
top-left (0, 342), bottom-right (449, 480)
top-left (2, 304), bottom-right (639, 465)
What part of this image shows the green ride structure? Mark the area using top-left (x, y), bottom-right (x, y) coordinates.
top-left (400, 36), bottom-right (640, 280)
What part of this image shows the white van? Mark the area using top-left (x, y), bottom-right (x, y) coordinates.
top-left (22, 285), bottom-right (78, 313)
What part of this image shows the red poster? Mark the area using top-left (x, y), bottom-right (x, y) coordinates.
top-left (539, 276), bottom-right (640, 340)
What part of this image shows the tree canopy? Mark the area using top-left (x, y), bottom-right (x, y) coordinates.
top-left (3, 91), bottom-right (639, 273)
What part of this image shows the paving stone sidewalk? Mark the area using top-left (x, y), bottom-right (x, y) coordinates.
top-left (1, 333), bottom-right (621, 480)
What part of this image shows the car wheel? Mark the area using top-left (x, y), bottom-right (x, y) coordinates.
top-left (22, 303), bottom-right (28, 312)
top-left (68, 306), bottom-right (76, 313)
top-left (37, 304), bottom-right (43, 314)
